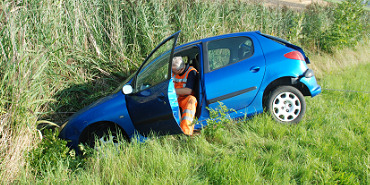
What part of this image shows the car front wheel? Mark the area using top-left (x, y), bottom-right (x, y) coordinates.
top-left (266, 86), bottom-right (306, 124)
top-left (81, 124), bottom-right (123, 149)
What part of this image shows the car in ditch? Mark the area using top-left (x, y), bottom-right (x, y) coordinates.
top-left (59, 31), bottom-right (321, 150)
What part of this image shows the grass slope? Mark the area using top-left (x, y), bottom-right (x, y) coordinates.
top-left (0, 0), bottom-right (369, 184)
top-left (21, 53), bottom-right (370, 184)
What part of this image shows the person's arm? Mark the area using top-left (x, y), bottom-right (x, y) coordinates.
top-left (175, 70), bottom-right (196, 96)
top-left (175, 87), bottom-right (192, 96)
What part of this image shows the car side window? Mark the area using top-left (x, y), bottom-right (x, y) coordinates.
top-left (208, 48), bottom-right (230, 71)
top-left (135, 37), bottom-right (176, 92)
top-left (207, 37), bottom-right (254, 71)
top-left (135, 52), bottom-right (170, 91)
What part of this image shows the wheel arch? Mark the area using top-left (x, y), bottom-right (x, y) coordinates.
top-left (262, 77), bottom-right (311, 107)
top-left (79, 121), bottom-right (130, 144)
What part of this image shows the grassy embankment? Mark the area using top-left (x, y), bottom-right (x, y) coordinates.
top-left (0, 0), bottom-right (369, 184)
top-left (23, 55), bottom-right (370, 184)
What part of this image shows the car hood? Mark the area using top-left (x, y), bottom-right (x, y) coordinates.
top-left (68, 93), bottom-right (122, 121)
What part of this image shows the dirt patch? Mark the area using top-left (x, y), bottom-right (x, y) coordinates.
top-left (263, 0), bottom-right (328, 10)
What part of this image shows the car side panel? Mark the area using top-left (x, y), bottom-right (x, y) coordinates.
top-left (204, 35), bottom-right (266, 112)
top-left (59, 92), bottom-right (136, 149)
top-left (254, 34), bottom-right (308, 76)
top-left (254, 33), bottom-right (321, 96)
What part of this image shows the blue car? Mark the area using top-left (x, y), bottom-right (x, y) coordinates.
top-left (59, 31), bottom-right (321, 149)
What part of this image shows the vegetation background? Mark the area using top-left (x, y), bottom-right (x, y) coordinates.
top-left (0, 0), bottom-right (369, 184)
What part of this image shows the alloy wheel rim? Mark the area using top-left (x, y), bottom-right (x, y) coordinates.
top-left (95, 135), bottom-right (120, 149)
top-left (272, 92), bottom-right (301, 122)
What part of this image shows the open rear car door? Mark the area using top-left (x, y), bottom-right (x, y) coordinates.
top-left (125, 31), bottom-right (183, 136)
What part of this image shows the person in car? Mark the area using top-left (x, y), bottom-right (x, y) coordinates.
top-left (172, 56), bottom-right (198, 135)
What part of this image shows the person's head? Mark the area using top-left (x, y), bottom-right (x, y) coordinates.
top-left (172, 56), bottom-right (185, 75)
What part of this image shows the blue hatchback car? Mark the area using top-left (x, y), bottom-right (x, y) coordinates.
top-left (59, 31), bottom-right (321, 149)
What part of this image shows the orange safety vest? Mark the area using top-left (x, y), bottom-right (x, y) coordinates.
top-left (173, 66), bottom-right (197, 92)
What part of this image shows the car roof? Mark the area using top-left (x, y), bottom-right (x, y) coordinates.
top-left (176, 31), bottom-right (261, 49)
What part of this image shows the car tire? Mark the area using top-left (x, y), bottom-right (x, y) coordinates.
top-left (82, 124), bottom-right (122, 149)
top-left (266, 86), bottom-right (306, 124)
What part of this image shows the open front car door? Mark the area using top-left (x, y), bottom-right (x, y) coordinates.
top-left (125, 31), bottom-right (183, 136)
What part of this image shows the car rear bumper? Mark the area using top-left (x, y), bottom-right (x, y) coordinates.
top-left (299, 75), bottom-right (322, 97)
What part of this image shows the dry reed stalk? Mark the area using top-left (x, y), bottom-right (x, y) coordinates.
top-left (310, 39), bottom-right (370, 78)
top-left (0, 126), bottom-right (38, 184)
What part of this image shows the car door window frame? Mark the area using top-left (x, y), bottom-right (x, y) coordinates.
top-left (204, 36), bottom-right (254, 73)
top-left (132, 31), bottom-right (180, 93)
top-left (134, 51), bottom-right (171, 92)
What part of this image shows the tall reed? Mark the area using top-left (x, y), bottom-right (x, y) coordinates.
top-left (0, 0), bottom-right (368, 183)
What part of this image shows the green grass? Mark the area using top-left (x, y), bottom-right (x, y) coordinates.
top-left (0, 0), bottom-right (369, 184)
top-left (19, 61), bottom-right (370, 184)
top-left (325, 0), bottom-right (370, 11)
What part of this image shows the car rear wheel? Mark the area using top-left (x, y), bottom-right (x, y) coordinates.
top-left (266, 86), bottom-right (306, 124)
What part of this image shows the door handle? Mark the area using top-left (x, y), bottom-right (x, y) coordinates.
top-left (250, 66), bottom-right (260, 73)
top-left (157, 93), bottom-right (166, 103)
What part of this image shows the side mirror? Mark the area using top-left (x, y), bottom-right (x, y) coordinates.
top-left (122, 84), bottom-right (133, 94)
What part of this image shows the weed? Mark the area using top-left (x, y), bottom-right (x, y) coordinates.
top-left (0, 0), bottom-right (369, 183)
top-left (203, 103), bottom-right (235, 140)
top-left (27, 129), bottom-right (85, 177)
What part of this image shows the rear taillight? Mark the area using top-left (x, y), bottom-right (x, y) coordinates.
top-left (284, 51), bottom-right (305, 61)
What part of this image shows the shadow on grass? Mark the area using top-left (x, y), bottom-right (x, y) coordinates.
top-left (42, 72), bottom-right (130, 126)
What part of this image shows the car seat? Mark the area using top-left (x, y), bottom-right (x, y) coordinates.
top-left (190, 54), bottom-right (201, 118)
top-left (238, 43), bottom-right (252, 61)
